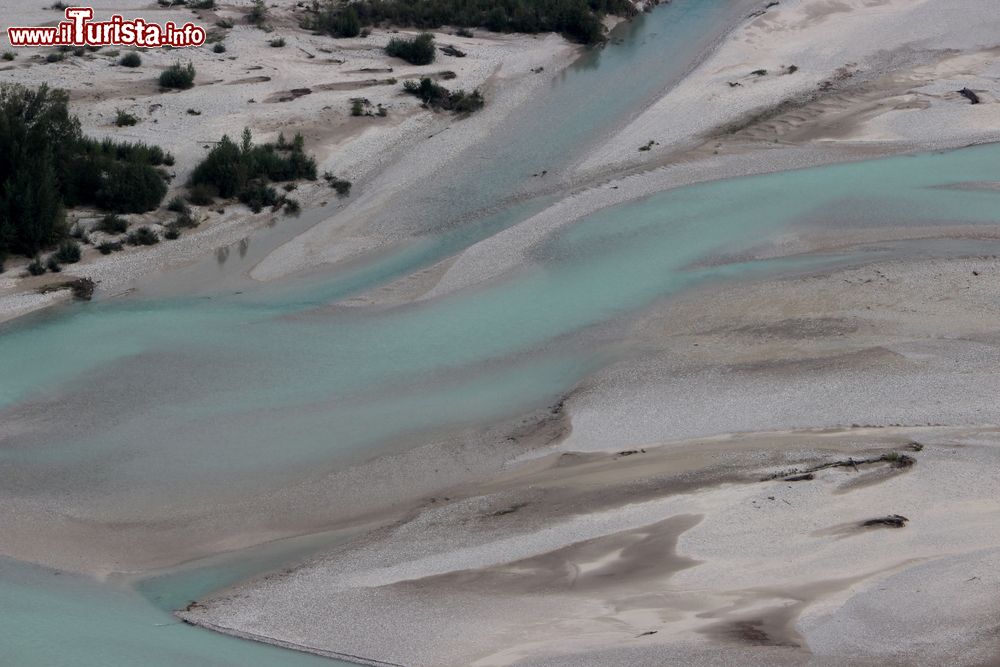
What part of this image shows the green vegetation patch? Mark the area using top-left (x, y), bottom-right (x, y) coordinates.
top-left (403, 77), bottom-right (484, 113)
top-left (0, 84), bottom-right (169, 259)
top-left (386, 32), bottom-right (436, 65)
top-left (339, 0), bottom-right (632, 44)
top-left (189, 129), bottom-right (318, 213)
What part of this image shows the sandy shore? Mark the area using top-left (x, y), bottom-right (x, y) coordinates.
top-left (0, 0), bottom-right (577, 323)
top-left (578, 0), bottom-right (1000, 174)
top-left (181, 424), bottom-right (1000, 666)
top-left (283, 0), bottom-right (1000, 306)
top-left (177, 162), bottom-right (1000, 662)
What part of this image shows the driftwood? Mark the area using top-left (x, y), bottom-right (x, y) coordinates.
top-left (958, 88), bottom-right (981, 104)
top-left (862, 514), bottom-right (908, 528)
top-left (762, 451), bottom-right (915, 482)
top-left (37, 277), bottom-right (95, 300)
top-left (440, 44), bottom-right (466, 58)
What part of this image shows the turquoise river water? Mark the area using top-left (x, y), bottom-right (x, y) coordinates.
top-left (3, 1), bottom-right (1000, 665)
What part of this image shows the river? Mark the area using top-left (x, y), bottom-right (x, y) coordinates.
top-left (3, 0), bottom-right (1000, 664)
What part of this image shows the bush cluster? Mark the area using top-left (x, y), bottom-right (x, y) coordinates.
top-left (403, 77), bottom-right (484, 113)
top-left (54, 238), bottom-right (81, 263)
top-left (189, 128), bottom-right (317, 212)
top-left (126, 226), bottom-right (159, 245)
top-left (115, 108), bottom-right (139, 126)
top-left (386, 33), bottom-right (435, 65)
top-left (159, 62), bottom-right (196, 89)
top-left (247, 0), bottom-right (268, 25)
top-left (303, 2), bottom-right (361, 38)
top-left (0, 84), bottom-right (170, 259)
top-left (119, 52), bottom-right (142, 67)
top-left (350, 0), bottom-right (627, 44)
top-left (96, 213), bottom-right (129, 234)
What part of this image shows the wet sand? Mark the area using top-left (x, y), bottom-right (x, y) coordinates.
top-left (181, 426), bottom-right (1000, 666)
top-left (182, 243), bottom-right (1000, 664)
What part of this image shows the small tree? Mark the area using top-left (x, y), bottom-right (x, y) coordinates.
top-left (334, 7), bottom-right (361, 37)
top-left (159, 62), bottom-right (196, 89)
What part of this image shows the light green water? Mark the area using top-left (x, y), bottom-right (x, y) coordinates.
top-left (3, 2), bottom-right (1000, 664)
top-left (2, 3), bottom-right (752, 664)
top-left (5, 143), bottom-right (1000, 510)
top-left (3, 143), bottom-right (1000, 666)
top-left (0, 556), bottom-right (348, 667)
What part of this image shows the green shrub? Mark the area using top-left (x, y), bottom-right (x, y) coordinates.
top-left (115, 108), bottom-right (139, 126)
top-left (54, 239), bottom-right (82, 263)
top-left (386, 33), bottom-right (435, 65)
top-left (96, 214), bottom-right (128, 234)
top-left (190, 128), bottom-right (317, 205)
top-left (403, 77), bottom-right (483, 113)
top-left (190, 0), bottom-right (215, 8)
top-left (213, 42), bottom-right (226, 53)
top-left (46, 52), bottom-right (65, 63)
top-left (247, 0), bottom-right (267, 25)
top-left (159, 62), bottom-right (196, 89)
top-left (174, 212), bottom-right (199, 228)
top-left (163, 225), bottom-right (181, 239)
top-left (46, 255), bottom-right (61, 272)
top-left (283, 197), bottom-right (300, 215)
top-left (120, 52), bottom-right (142, 67)
top-left (97, 240), bottom-right (123, 254)
top-left (217, 18), bottom-right (234, 28)
top-left (269, 37), bottom-right (286, 47)
top-left (324, 172), bottom-right (352, 196)
top-left (334, 6), bottom-right (362, 37)
top-left (238, 181), bottom-right (279, 213)
top-left (166, 196), bottom-right (190, 214)
top-left (27, 257), bottom-right (46, 275)
top-left (187, 183), bottom-right (217, 205)
top-left (351, 98), bottom-right (365, 116)
top-left (93, 160), bottom-right (168, 213)
top-left (305, 2), bottom-right (361, 38)
top-left (455, 27), bottom-right (474, 38)
top-left (349, 0), bottom-right (613, 44)
top-left (126, 226), bottom-right (159, 245)
top-left (1, 52), bottom-right (15, 61)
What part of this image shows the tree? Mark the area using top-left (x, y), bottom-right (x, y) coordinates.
top-left (386, 33), bottom-right (435, 65)
top-left (334, 6), bottom-right (361, 37)
top-left (0, 147), bottom-right (65, 255)
top-left (0, 83), bottom-right (169, 257)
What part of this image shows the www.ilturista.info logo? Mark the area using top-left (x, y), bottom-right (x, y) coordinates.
top-left (7, 7), bottom-right (206, 48)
